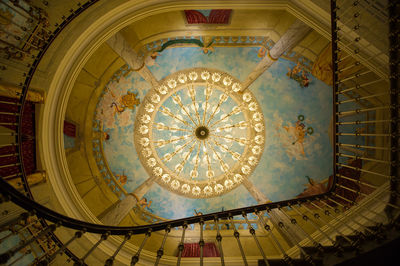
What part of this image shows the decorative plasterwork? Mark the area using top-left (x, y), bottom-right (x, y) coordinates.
top-left (141, 35), bottom-right (315, 72)
top-left (134, 68), bottom-right (265, 198)
top-left (38, 0), bottom-right (365, 264)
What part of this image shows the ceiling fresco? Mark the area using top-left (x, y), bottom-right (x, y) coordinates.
top-left (88, 43), bottom-right (339, 220)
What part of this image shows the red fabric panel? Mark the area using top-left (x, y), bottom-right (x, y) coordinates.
top-left (184, 10), bottom-right (207, 24)
top-left (21, 139), bottom-right (35, 175)
top-left (0, 97), bottom-right (36, 177)
top-left (203, 242), bottom-right (220, 257)
top-left (330, 159), bottom-right (363, 205)
top-left (208, 9), bottom-right (232, 24)
top-left (0, 145), bottom-right (17, 155)
top-left (0, 96), bottom-right (18, 102)
top-left (0, 98), bottom-right (18, 130)
top-left (0, 155), bottom-right (18, 166)
top-left (0, 166), bottom-right (20, 177)
top-left (181, 243), bottom-right (220, 257)
top-left (63, 120), bottom-right (76, 137)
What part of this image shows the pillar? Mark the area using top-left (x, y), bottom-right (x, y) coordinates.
top-left (242, 20), bottom-right (311, 89)
top-left (100, 176), bottom-right (156, 225)
top-left (106, 33), bottom-right (159, 87)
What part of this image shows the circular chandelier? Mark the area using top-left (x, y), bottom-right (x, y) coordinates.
top-left (134, 68), bottom-right (265, 198)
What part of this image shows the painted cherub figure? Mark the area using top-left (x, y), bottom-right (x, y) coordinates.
top-left (257, 47), bottom-right (267, 58)
top-left (301, 72), bottom-right (311, 87)
top-left (287, 62), bottom-right (302, 78)
top-left (145, 51), bottom-right (160, 67)
top-left (110, 91), bottom-right (140, 116)
top-left (283, 120), bottom-right (307, 156)
top-left (139, 197), bottom-right (153, 211)
top-left (287, 62), bottom-right (312, 88)
top-left (114, 171), bottom-right (127, 185)
top-left (193, 209), bottom-right (203, 216)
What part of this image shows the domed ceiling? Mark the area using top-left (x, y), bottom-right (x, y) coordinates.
top-left (64, 8), bottom-right (367, 221)
top-left (92, 49), bottom-right (333, 219)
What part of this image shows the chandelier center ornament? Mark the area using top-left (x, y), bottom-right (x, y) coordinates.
top-left (195, 126), bottom-right (209, 140)
top-left (134, 68), bottom-right (266, 198)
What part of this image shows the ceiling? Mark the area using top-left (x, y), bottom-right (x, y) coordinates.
top-left (63, 7), bottom-right (365, 221)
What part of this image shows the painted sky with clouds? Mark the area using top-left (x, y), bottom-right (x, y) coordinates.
top-left (93, 46), bottom-right (333, 220)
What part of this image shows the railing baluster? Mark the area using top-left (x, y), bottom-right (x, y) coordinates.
top-left (0, 218), bottom-right (37, 244)
top-left (242, 212), bottom-right (270, 266)
top-left (336, 162), bottom-right (393, 179)
top-left (338, 106), bottom-right (391, 116)
top-left (75, 232), bottom-right (110, 266)
top-left (337, 92), bottom-right (389, 104)
top-left (199, 219), bottom-right (204, 266)
top-left (331, 192), bottom-right (388, 220)
top-left (105, 232), bottom-right (132, 266)
top-left (8, 249), bottom-right (31, 266)
top-left (213, 216), bottom-right (225, 266)
top-left (229, 215), bottom-right (248, 266)
top-left (257, 212), bottom-right (294, 266)
top-left (336, 79), bottom-right (385, 94)
top-left (0, 223), bottom-right (58, 264)
top-left (3, 174), bottom-right (22, 181)
top-left (131, 229), bottom-right (151, 265)
top-left (336, 60), bottom-right (361, 72)
top-left (45, 230), bottom-right (85, 264)
top-left (0, 163), bottom-right (21, 168)
top-left (0, 144), bottom-right (18, 148)
top-left (308, 201), bottom-right (360, 247)
top-left (333, 189), bottom-right (400, 210)
top-left (280, 207), bottom-right (324, 253)
top-left (290, 204), bottom-right (336, 246)
top-left (337, 133), bottom-right (391, 137)
top-left (336, 0), bottom-right (359, 18)
top-left (154, 226), bottom-right (170, 266)
top-left (176, 223), bottom-right (187, 266)
top-left (0, 100), bottom-right (21, 105)
top-left (337, 51), bottom-right (386, 66)
top-left (337, 153), bottom-right (391, 164)
top-left (274, 218), bottom-right (315, 265)
top-left (0, 112), bottom-right (20, 116)
top-left (338, 70), bottom-right (371, 82)
top-left (337, 143), bottom-right (391, 151)
top-left (301, 202), bottom-right (354, 245)
top-left (336, 174), bottom-right (378, 189)
top-left (324, 198), bottom-right (376, 236)
top-left (0, 154), bottom-right (18, 159)
top-left (0, 211), bottom-right (30, 230)
top-left (337, 119), bottom-right (392, 125)
top-left (317, 200), bottom-right (364, 239)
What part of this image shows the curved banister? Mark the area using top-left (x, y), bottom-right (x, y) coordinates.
top-left (2, 1), bottom-right (100, 264)
top-left (16, 0), bottom-right (99, 199)
top-left (0, 0), bottom-right (397, 265)
top-left (0, 177), bottom-right (332, 235)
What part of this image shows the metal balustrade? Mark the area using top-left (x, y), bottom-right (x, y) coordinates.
top-left (0, 0), bottom-right (398, 265)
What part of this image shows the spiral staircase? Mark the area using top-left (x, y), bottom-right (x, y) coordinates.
top-left (0, 0), bottom-right (398, 265)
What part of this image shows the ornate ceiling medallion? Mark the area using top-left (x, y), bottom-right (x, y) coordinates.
top-left (134, 68), bottom-right (265, 198)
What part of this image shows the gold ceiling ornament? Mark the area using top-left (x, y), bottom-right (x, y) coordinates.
top-left (134, 68), bottom-right (265, 198)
